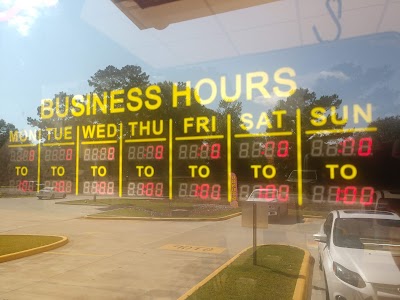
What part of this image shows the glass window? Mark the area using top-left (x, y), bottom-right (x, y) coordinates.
top-left (1, 0), bottom-right (400, 299)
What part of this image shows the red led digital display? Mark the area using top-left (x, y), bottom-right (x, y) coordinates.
top-left (312, 185), bottom-right (374, 206)
top-left (249, 185), bottom-right (290, 202)
top-left (336, 186), bottom-right (374, 206)
top-left (83, 147), bottom-right (115, 161)
top-left (127, 182), bottom-right (163, 197)
top-left (10, 149), bottom-right (35, 162)
top-left (178, 183), bottom-right (221, 200)
top-left (178, 143), bottom-right (221, 159)
top-left (238, 140), bottom-right (289, 158)
top-left (14, 180), bottom-right (36, 192)
top-left (83, 181), bottom-right (115, 195)
top-left (128, 145), bottom-right (164, 160)
top-left (44, 180), bottom-right (72, 193)
top-left (44, 148), bottom-right (73, 161)
top-left (239, 184), bottom-right (290, 201)
top-left (311, 137), bottom-right (373, 157)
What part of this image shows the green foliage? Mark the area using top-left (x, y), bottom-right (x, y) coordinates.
top-left (268, 88), bottom-right (344, 136)
top-left (369, 115), bottom-right (400, 142)
top-left (62, 199), bottom-right (240, 218)
top-left (88, 65), bottom-right (150, 93)
top-left (264, 88), bottom-right (346, 177)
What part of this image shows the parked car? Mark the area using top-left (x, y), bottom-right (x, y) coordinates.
top-left (286, 170), bottom-right (318, 196)
top-left (314, 210), bottom-right (400, 300)
top-left (246, 188), bottom-right (289, 221)
top-left (37, 187), bottom-right (67, 199)
top-left (373, 190), bottom-right (400, 215)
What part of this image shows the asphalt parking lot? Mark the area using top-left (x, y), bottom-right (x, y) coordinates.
top-left (0, 196), bottom-right (326, 299)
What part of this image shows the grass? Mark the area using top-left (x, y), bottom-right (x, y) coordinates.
top-left (0, 235), bottom-right (63, 256)
top-left (287, 201), bottom-right (363, 218)
top-left (60, 198), bottom-right (349, 219)
top-left (186, 245), bottom-right (304, 300)
top-left (60, 198), bottom-right (241, 219)
top-left (93, 207), bottom-right (241, 218)
top-left (94, 208), bottom-right (154, 218)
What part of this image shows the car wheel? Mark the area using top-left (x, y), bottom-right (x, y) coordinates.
top-left (51, 194), bottom-right (55, 199)
top-left (62, 194), bottom-right (66, 198)
top-left (37, 197), bottom-right (42, 200)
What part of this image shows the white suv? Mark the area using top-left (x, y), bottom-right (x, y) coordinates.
top-left (37, 187), bottom-right (67, 200)
top-left (314, 210), bottom-right (400, 300)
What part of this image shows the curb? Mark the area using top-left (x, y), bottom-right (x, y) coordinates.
top-left (0, 235), bottom-right (68, 263)
top-left (177, 246), bottom-right (250, 300)
top-left (293, 248), bottom-right (312, 300)
top-left (84, 212), bottom-right (242, 221)
top-left (178, 244), bottom-right (312, 300)
top-left (302, 214), bottom-right (325, 219)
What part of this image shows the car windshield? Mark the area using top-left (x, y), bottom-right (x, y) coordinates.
top-left (248, 189), bottom-right (278, 201)
top-left (333, 218), bottom-right (400, 250)
top-left (288, 171), bottom-right (317, 181)
top-left (376, 198), bottom-right (400, 215)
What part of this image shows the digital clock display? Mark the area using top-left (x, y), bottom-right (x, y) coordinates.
top-left (10, 149), bottom-right (36, 162)
top-left (83, 181), bottom-right (115, 195)
top-left (238, 141), bottom-right (289, 158)
top-left (310, 137), bottom-right (373, 157)
top-left (127, 145), bottom-right (164, 160)
top-left (44, 180), bottom-right (73, 193)
top-left (311, 185), bottom-right (374, 206)
top-left (83, 146), bottom-right (115, 161)
top-left (10, 180), bottom-right (37, 192)
top-left (44, 148), bottom-right (73, 161)
top-left (238, 184), bottom-right (290, 201)
top-left (127, 182), bottom-right (164, 197)
top-left (177, 143), bottom-right (221, 160)
top-left (178, 183), bottom-right (221, 200)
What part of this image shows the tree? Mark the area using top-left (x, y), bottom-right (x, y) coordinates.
top-left (88, 65), bottom-right (150, 93)
top-left (364, 116), bottom-right (400, 188)
top-left (0, 119), bottom-right (16, 148)
top-left (264, 88), bottom-right (345, 173)
top-left (369, 116), bottom-right (400, 143)
top-left (0, 119), bottom-right (17, 185)
top-left (27, 91), bottom-right (76, 140)
top-left (267, 88), bottom-right (344, 138)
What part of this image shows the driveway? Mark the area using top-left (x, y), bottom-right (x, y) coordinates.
top-left (0, 197), bottom-right (326, 299)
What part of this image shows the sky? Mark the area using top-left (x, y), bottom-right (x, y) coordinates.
top-left (0, 0), bottom-right (399, 131)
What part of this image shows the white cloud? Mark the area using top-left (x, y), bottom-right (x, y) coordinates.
top-left (295, 69), bottom-right (350, 90)
top-left (253, 94), bottom-right (283, 110)
top-left (2, 0), bottom-right (58, 36)
top-left (318, 70), bottom-right (350, 81)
